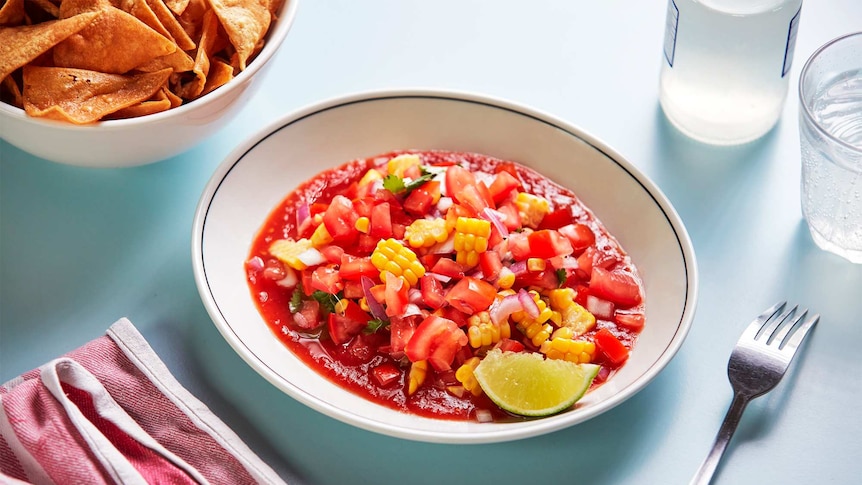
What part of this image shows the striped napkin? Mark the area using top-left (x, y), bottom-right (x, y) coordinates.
top-left (0, 318), bottom-right (286, 485)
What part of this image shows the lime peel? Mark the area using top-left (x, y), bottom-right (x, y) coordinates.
top-left (473, 349), bottom-right (600, 417)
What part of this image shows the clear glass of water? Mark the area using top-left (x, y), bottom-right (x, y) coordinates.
top-left (799, 32), bottom-right (862, 263)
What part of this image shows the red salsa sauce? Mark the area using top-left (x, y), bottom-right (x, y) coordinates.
top-left (246, 150), bottom-right (645, 422)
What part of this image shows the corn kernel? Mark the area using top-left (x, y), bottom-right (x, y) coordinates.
top-left (455, 357), bottom-right (483, 397)
top-left (467, 311), bottom-right (511, 348)
top-left (527, 258), bottom-right (546, 272)
top-left (496, 268), bottom-right (515, 289)
top-left (359, 297), bottom-right (370, 312)
top-left (371, 238), bottom-right (425, 287)
top-left (540, 337), bottom-right (596, 363)
top-left (269, 238), bottom-right (313, 270)
top-left (559, 302), bottom-right (596, 337)
top-left (355, 216), bottom-right (370, 233)
top-left (548, 288), bottom-right (577, 311)
top-left (358, 168), bottom-right (384, 187)
top-left (408, 360), bottom-right (428, 395)
top-left (515, 192), bottom-right (550, 229)
top-left (387, 154), bottom-right (421, 177)
top-left (453, 217), bottom-right (491, 268)
top-left (310, 223), bottom-right (333, 247)
top-left (404, 218), bottom-right (450, 248)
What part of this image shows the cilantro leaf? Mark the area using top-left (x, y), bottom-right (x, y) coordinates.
top-left (363, 319), bottom-right (388, 334)
top-left (289, 284), bottom-right (304, 313)
top-left (382, 167), bottom-right (437, 196)
top-left (311, 290), bottom-right (340, 314)
top-left (556, 268), bottom-right (568, 287)
top-left (382, 174), bottom-right (407, 194)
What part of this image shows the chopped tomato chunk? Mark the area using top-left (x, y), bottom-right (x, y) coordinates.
top-left (370, 202), bottom-right (393, 239)
top-left (323, 195), bottom-right (359, 242)
top-left (594, 327), bottom-right (629, 366)
top-left (372, 363), bottom-right (402, 387)
top-left (431, 257), bottom-right (465, 279)
top-left (420, 274), bottom-right (447, 310)
top-left (444, 277), bottom-right (496, 314)
top-left (384, 271), bottom-right (409, 317)
top-left (478, 250), bottom-right (502, 281)
top-left (558, 223), bottom-right (596, 254)
top-left (528, 230), bottom-right (574, 259)
top-left (327, 300), bottom-right (371, 345)
top-left (488, 170), bottom-right (521, 203)
top-left (339, 255), bottom-right (378, 280)
top-left (405, 315), bottom-right (468, 371)
top-left (311, 266), bottom-right (343, 294)
top-left (589, 267), bottom-right (643, 307)
top-left (403, 180), bottom-right (440, 216)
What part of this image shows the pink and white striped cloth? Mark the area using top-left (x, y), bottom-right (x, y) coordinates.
top-left (0, 318), bottom-right (287, 485)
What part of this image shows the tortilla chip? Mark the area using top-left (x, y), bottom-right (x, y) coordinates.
top-left (145, 0), bottom-right (194, 50)
top-left (58, 0), bottom-right (112, 18)
top-left (176, 7), bottom-right (220, 98)
top-left (1, 75), bottom-right (24, 108)
top-left (160, 86), bottom-right (183, 107)
top-left (135, 48), bottom-right (195, 72)
top-left (105, 96), bottom-right (171, 119)
top-left (177, 0), bottom-right (205, 39)
top-left (53, 6), bottom-right (177, 74)
top-left (208, 0), bottom-right (270, 70)
top-left (0, 0), bottom-right (26, 25)
top-left (22, 65), bottom-right (172, 123)
top-left (31, 0), bottom-right (61, 18)
top-left (201, 57), bottom-right (233, 96)
top-left (164, 0), bottom-right (189, 16)
top-left (0, 11), bottom-right (98, 81)
top-left (117, 0), bottom-right (172, 39)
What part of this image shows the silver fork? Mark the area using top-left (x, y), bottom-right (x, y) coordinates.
top-left (690, 301), bottom-right (819, 485)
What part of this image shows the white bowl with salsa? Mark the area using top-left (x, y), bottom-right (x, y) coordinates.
top-left (192, 89), bottom-right (698, 443)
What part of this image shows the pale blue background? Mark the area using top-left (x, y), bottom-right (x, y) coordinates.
top-left (2, 1), bottom-right (861, 484)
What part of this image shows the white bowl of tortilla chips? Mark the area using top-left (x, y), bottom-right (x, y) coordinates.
top-left (0, 0), bottom-right (298, 167)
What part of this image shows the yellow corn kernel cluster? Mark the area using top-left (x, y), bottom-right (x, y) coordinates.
top-left (515, 192), bottom-right (550, 228)
top-left (546, 287), bottom-right (596, 337)
top-left (269, 238), bottom-right (313, 270)
top-left (453, 217), bottom-right (491, 267)
top-left (540, 335), bottom-right (596, 363)
top-left (455, 357), bottom-right (483, 397)
top-left (466, 311), bottom-right (511, 348)
top-left (370, 238), bottom-right (425, 286)
top-left (387, 154), bottom-right (421, 177)
top-left (404, 218), bottom-right (450, 248)
top-left (358, 168), bottom-right (384, 187)
top-left (311, 222), bottom-right (333, 247)
top-left (547, 288), bottom-right (577, 311)
top-left (408, 360), bottom-right (428, 395)
top-left (511, 291), bottom-right (560, 347)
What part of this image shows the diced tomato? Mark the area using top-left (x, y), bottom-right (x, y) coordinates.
top-left (341, 334), bottom-right (375, 364)
top-left (371, 363), bottom-right (402, 387)
top-left (496, 337), bottom-right (525, 353)
top-left (558, 223), bottom-right (596, 254)
top-left (369, 283), bottom-right (386, 304)
top-left (310, 266), bottom-right (343, 294)
top-left (292, 300), bottom-right (322, 330)
top-left (495, 202), bottom-right (522, 230)
top-left (301, 269), bottom-right (314, 296)
top-left (327, 300), bottom-right (371, 345)
top-left (508, 232), bottom-right (532, 261)
top-left (352, 197), bottom-right (376, 219)
top-left (370, 202), bottom-right (393, 239)
top-left (457, 184), bottom-right (491, 214)
top-left (389, 315), bottom-right (418, 355)
top-left (615, 311), bottom-right (645, 330)
top-left (537, 207), bottom-right (575, 230)
top-left (445, 277), bottom-right (497, 314)
top-left (589, 267), bottom-right (643, 307)
top-left (405, 315), bottom-right (468, 371)
top-left (594, 327), bottom-right (629, 366)
top-left (576, 246), bottom-right (617, 278)
top-left (516, 269), bottom-right (560, 290)
top-left (419, 253), bottom-right (441, 270)
top-left (261, 258), bottom-right (286, 281)
top-left (444, 165), bottom-right (476, 200)
top-left (479, 250), bottom-right (502, 282)
top-left (309, 202), bottom-right (329, 217)
top-left (356, 234), bottom-right (377, 255)
top-left (445, 203), bottom-right (475, 229)
top-left (403, 164), bottom-right (423, 180)
top-left (339, 255), bottom-right (378, 280)
top-left (431, 257), bottom-right (465, 279)
top-left (342, 280), bottom-right (364, 299)
top-left (420, 274), bottom-right (447, 310)
top-left (392, 223), bottom-right (406, 240)
top-left (323, 195), bottom-right (359, 242)
top-left (403, 181), bottom-right (440, 216)
top-left (321, 245), bottom-right (344, 264)
top-left (384, 271), bottom-right (409, 317)
top-left (528, 230), bottom-right (574, 259)
top-left (488, 171), bottom-right (522, 203)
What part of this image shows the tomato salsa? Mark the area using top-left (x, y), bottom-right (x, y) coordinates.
top-left (245, 150), bottom-right (645, 422)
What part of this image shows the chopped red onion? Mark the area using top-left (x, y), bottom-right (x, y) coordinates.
top-left (475, 409), bottom-right (494, 423)
top-left (403, 303), bottom-right (423, 317)
top-left (437, 196), bottom-right (454, 213)
top-left (296, 203), bottom-right (310, 229)
top-left (408, 288), bottom-right (423, 304)
top-left (426, 272), bottom-right (452, 283)
top-left (489, 293), bottom-right (523, 325)
top-left (509, 260), bottom-right (527, 276)
top-left (361, 276), bottom-right (388, 321)
top-left (586, 295), bottom-right (615, 320)
top-left (481, 207), bottom-right (509, 238)
top-left (296, 248), bottom-right (325, 268)
top-left (518, 289), bottom-right (540, 319)
top-left (429, 234), bottom-right (455, 254)
top-left (275, 267), bottom-right (298, 288)
top-left (246, 256), bottom-right (264, 272)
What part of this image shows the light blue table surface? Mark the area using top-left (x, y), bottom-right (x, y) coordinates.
top-left (2, 1), bottom-right (861, 484)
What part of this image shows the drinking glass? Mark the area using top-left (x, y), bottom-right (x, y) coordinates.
top-left (798, 32), bottom-right (862, 263)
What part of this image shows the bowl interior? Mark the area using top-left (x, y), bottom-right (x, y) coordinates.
top-left (194, 92), bottom-right (697, 443)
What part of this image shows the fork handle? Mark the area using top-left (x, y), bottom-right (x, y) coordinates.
top-left (690, 392), bottom-right (751, 485)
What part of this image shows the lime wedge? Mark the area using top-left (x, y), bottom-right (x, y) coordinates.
top-left (473, 349), bottom-right (600, 417)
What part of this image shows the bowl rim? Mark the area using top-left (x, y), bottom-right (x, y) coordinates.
top-left (192, 88), bottom-right (699, 443)
top-left (0, 0), bottom-right (300, 130)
